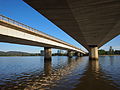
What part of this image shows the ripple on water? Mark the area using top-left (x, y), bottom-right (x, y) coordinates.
top-left (0, 56), bottom-right (120, 90)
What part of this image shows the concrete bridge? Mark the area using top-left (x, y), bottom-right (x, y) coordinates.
top-left (23, 0), bottom-right (120, 59)
top-left (0, 15), bottom-right (86, 59)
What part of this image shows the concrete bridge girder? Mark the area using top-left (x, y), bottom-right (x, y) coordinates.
top-left (23, 0), bottom-right (120, 59)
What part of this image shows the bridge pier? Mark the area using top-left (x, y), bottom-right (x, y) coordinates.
top-left (76, 52), bottom-right (81, 57)
top-left (81, 53), bottom-right (83, 57)
top-left (89, 45), bottom-right (98, 60)
top-left (68, 50), bottom-right (72, 58)
top-left (44, 47), bottom-right (52, 60)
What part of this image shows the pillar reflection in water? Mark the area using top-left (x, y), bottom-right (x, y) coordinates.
top-left (24, 57), bottom-right (86, 90)
top-left (44, 59), bottom-right (52, 76)
top-left (90, 60), bottom-right (100, 74)
top-left (109, 56), bottom-right (114, 65)
top-left (68, 57), bottom-right (72, 64)
top-left (74, 59), bottom-right (118, 90)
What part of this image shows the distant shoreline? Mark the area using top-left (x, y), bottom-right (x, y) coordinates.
top-left (99, 55), bottom-right (120, 56)
top-left (0, 55), bottom-right (67, 57)
top-left (0, 55), bottom-right (119, 57)
top-left (0, 55), bottom-right (41, 57)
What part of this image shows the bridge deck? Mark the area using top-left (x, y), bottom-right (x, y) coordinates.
top-left (0, 15), bottom-right (85, 54)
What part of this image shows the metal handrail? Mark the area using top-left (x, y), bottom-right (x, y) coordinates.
top-left (0, 14), bottom-right (85, 52)
top-left (0, 15), bottom-right (68, 41)
top-left (0, 14), bottom-right (46, 35)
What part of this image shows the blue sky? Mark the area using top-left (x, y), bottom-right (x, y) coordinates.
top-left (0, 0), bottom-right (119, 53)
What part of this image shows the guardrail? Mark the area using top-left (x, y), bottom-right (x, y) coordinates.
top-left (0, 14), bottom-right (72, 43)
top-left (0, 14), bottom-right (49, 35)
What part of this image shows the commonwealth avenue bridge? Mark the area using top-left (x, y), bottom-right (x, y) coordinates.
top-left (1, 0), bottom-right (120, 60)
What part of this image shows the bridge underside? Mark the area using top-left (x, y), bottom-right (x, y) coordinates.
top-left (24, 0), bottom-right (120, 59)
top-left (0, 34), bottom-right (54, 48)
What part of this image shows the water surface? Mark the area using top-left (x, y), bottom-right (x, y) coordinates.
top-left (0, 56), bottom-right (119, 90)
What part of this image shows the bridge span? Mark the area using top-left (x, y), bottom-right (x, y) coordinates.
top-left (23, 0), bottom-right (120, 59)
top-left (0, 15), bottom-right (86, 59)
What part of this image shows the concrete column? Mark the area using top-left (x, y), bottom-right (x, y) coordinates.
top-left (89, 45), bottom-right (98, 60)
top-left (68, 50), bottom-right (72, 58)
top-left (77, 53), bottom-right (83, 57)
top-left (81, 53), bottom-right (83, 57)
top-left (77, 52), bottom-right (81, 57)
top-left (44, 47), bottom-right (52, 60)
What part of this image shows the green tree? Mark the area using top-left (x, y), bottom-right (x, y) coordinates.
top-left (98, 49), bottom-right (106, 55)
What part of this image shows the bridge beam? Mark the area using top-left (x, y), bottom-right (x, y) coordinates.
top-left (44, 47), bottom-right (52, 60)
top-left (89, 45), bottom-right (98, 60)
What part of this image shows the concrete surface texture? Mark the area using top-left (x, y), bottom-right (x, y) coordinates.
top-left (23, 0), bottom-right (120, 51)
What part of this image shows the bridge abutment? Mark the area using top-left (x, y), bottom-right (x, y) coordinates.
top-left (89, 45), bottom-right (98, 60)
top-left (44, 47), bottom-right (52, 60)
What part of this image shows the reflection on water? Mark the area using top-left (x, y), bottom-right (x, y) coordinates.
top-left (91, 60), bottom-right (100, 74)
top-left (0, 56), bottom-right (120, 90)
top-left (44, 59), bottom-right (52, 76)
top-left (25, 57), bottom-right (87, 90)
top-left (74, 59), bottom-right (119, 90)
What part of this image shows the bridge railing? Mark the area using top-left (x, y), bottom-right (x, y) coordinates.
top-left (0, 15), bottom-right (70, 41)
top-left (0, 14), bottom-right (43, 34)
top-left (0, 14), bottom-right (68, 42)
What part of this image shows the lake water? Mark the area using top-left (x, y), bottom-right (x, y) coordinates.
top-left (0, 56), bottom-right (120, 90)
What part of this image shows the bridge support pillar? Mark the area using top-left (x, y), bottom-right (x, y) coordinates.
top-left (80, 53), bottom-right (83, 57)
top-left (77, 53), bottom-right (83, 57)
top-left (68, 50), bottom-right (72, 58)
top-left (44, 47), bottom-right (52, 60)
top-left (89, 45), bottom-right (98, 60)
top-left (77, 52), bottom-right (81, 57)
